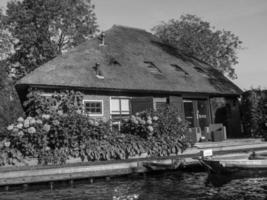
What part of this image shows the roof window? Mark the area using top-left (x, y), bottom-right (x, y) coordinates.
top-left (99, 32), bottom-right (105, 46)
top-left (171, 64), bottom-right (189, 75)
top-left (194, 66), bottom-right (206, 74)
top-left (144, 61), bottom-right (161, 74)
top-left (93, 63), bottom-right (104, 79)
top-left (109, 57), bottom-right (121, 66)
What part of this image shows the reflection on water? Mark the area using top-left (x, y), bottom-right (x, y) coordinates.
top-left (1, 170), bottom-right (267, 200)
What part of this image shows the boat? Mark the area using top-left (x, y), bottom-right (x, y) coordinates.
top-left (248, 151), bottom-right (267, 160)
top-left (142, 159), bottom-right (183, 171)
top-left (202, 152), bottom-right (267, 174)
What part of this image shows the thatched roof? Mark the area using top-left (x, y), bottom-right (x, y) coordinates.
top-left (16, 25), bottom-right (242, 96)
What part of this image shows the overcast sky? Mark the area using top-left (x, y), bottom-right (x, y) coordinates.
top-left (1, 0), bottom-right (267, 90)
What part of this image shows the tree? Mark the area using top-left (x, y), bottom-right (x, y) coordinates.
top-left (152, 14), bottom-right (242, 79)
top-left (4, 0), bottom-right (98, 79)
top-left (0, 0), bottom-right (99, 134)
top-left (0, 61), bottom-right (24, 135)
top-left (0, 9), bottom-right (14, 61)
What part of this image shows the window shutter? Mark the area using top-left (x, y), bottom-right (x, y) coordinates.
top-left (110, 99), bottom-right (120, 114)
top-left (131, 97), bottom-right (153, 114)
top-left (121, 99), bottom-right (130, 114)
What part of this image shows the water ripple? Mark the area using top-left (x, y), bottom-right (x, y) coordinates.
top-left (0, 171), bottom-right (267, 200)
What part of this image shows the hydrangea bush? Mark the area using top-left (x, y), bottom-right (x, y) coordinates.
top-left (0, 89), bottom-right (189, 166)
top-left (1, 113), bottom-right (111, 165)
top-left (121, 106), bottom-right (189, 156)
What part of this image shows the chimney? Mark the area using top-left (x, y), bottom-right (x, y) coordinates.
top-left (99, 32), bottom-right (105, 46)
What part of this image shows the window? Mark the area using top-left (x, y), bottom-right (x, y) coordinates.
top-left (144, 61), bottom-right (161, 74)
top-left (171, 64), bottom-right (189, 75)
top-left (83, 100), bottom-right (103, 116)
top-left (39, 93), bottom-right (53, 97)
top-left (194, 66), bottom-right (206, 74)
top-left (153, 98), bottom-right (167, 110)
top-left (93, 63), bottom-right (104, 79)
top-left (109, 57), bottom-right (121, 66)
top-left (110, 98), bottom-right (130, 115)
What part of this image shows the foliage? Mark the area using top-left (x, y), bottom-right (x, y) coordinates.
top-left (0, 0), bottom-right (99, 138)
top-left (0, 61), bottom-right (24, 137)
top-left (4, 0), bottom-right (98, 80)
top-left (0, 10), bottom-right (14, 61)
top-left (23, 89), bottom-right (84, 116)
top-left (0, 96), bottom-right (189, 166)
top-left (121, 106), bottom-right (188, 140)
top-left (152, 14), bottom-right (242, 79)
top-left (121, 107), bottom-right (189, 156)
top-left (0, 113), bottom-right (110, 165)
top-left (121, 113), bottom-right (157, 139)
top-left (241, 89), bottom-right (267, 138)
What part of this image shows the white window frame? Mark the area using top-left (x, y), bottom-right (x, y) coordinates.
top-left (110, 97), bottom-right (131, 115)
top-left (83, 99), bottom-right (104, 117)
top-left (38, 92), bottom-right (53, 97)
top-left (153, 98), bottom-right (167, 110)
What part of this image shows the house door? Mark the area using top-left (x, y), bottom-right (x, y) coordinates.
top-left (183, 99), bottom-right (210, 130)
top-left (197, 100), bottom-right (209, 130)
top-left (184, 100), bottom-right (195, 127)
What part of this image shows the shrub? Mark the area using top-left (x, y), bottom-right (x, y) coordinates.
top-left (121, 106), bottom-right (189, 153)
top-left (23, 89), bottom-right (83, 116)
top-left (121, 106), bottom-right (188, 138)
top-left (0, 90), bottom-right (190, 166)
top-left (1, 113), bottom-right (111, 165)
top-left (241, 89), bottom-right (267, 138)
top-left (121, 113), bottom-right (156, 139)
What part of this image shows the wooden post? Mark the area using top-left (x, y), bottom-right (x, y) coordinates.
top-left (4, 186), bottom-right (9, 191)
top-left (90, 178), bottom-right (94, 184)
top-left (49, 182), bottom-right (54, 190)
top-left (69, 179), bottom-right (74, 187)
top-left (106, 176), bottom-right (110, 181)
top-left (143, 173), bottom-right (146, 179)
top-left (23, 184), bottom-right (28, 190)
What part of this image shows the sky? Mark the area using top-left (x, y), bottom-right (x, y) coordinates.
top-left (1, 0), bottom-right (267, 90)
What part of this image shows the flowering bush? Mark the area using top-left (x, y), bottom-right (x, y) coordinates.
top-left (0, 89), bottom-right (190, 166)
top-left (121, 106), bottom-right (188, 139)
top-left (23, 89), bottom-right (83, 116)
top-left (121, 113), bottom-right (156, 138)
top-left (0, 112), bottom-right (111, 165)
top-left (121, 106), bottom-right (189, 155)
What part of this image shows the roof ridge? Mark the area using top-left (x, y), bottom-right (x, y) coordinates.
top-left (110, 24), bottom-right (150, 33)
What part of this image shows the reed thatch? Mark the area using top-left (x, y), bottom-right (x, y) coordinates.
top-left (16, 25), bottom-right (242, 96)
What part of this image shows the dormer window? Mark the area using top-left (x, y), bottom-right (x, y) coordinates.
top-left (194, 66), bottom-right (206, 74)
top-left (144, 61), bottom-right (161, 74)
top-left (93, 63), bottom-right (104, 79)
top-left (109, 57), bottom-right (121, 66)
top-left (171, 64), bottom-right (189, 75)
top-left (99, 32), bottom-right (105, 46)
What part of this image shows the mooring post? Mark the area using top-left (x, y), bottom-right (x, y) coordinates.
top-left (4, 186), bottom-right (9, 191)
top-left (23, 184), bottom-right (28, 190)
top-left (106, 176), bottom-right (110, 181)
top-left (143, 172), bottom-right (146, 179)
top-left (49, 182), bottom-right (54, 191)
top-left (90, 178), bottom-right (94, 184)
top-left (69, 179), bottom-right (74, 187)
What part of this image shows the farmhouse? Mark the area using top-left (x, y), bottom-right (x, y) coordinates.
top-left (15, 25), bottom-right (243, 138)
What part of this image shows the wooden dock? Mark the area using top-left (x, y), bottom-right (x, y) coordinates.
top-left (1, 139), bottom-right (267, 188)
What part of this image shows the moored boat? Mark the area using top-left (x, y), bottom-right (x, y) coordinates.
top-left (142, 160), bottom-right (183, 171)
top-left (203, 156), bottom-right (267, 174)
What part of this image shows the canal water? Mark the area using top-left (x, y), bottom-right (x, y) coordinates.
top-left (1, 170), bottom-right (267, 200)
